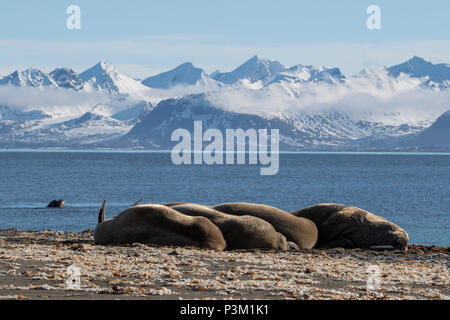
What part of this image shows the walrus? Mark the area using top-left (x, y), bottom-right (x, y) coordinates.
top-left (169, 203), bottom-right (288, 250)
top-left (47, 200), bottom-right (64, 208)
top-left (291, 203), bottom-right (409, 250)
top-left (94, 204), bottom-right (226, 251)
top-left (212, 202), bottom-right (318, 249)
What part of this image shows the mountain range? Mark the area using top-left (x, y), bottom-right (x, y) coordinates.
top-left (0, 55), bottom-right (449, 151)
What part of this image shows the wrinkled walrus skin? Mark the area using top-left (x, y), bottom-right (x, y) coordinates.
top-left (291, 203), bottom-right (409, 250)
top-left (94, 204), bottom-right (226, 251)
top-left (212, 202), bottom-right (318, 249)
top-left (169, 203), bottom-right (288, 251)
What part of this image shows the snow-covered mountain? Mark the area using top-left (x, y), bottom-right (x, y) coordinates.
top-left (401, 110), bottom-right (450, 148)
top-left (0, 68), bottom-right (56, 88)
top-left (0, 105), bottom-right (50, 121)
top-left (110, 101), bottom-right (154, 122)
top-left (0, 62), bottom-right (149, 97)
top-left (117, 94), bottom-right (300, 149)
top-left (0, 110), bottom-right (134, 148)
top-left (79, 61), bottom-right (149, 97)
top-left (0, 56), bottom-right (449, 150)
top-left (116, 94), bottom-right (432, 150)
top-left (349, 66), bottom-right (426, 93)
top-left (141, 62), bottom-right (221, 89)
top-left (212, 55), bottom-right (346, 89)
top-left (270, 65), bottom-right (346, 85)
top-left (49, 68), bottom-right (84, 90)
top-left (388, 56), bottom-right (450, 90)
top-left (213, 55), bottom-right (286, 85)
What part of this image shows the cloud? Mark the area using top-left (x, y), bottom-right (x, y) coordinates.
top-left (205, 76), bottom-right (450, 124)
top-left (0, 81), bottom-right (222, 118)
top-left (0, 85), bottom-right (111, 116)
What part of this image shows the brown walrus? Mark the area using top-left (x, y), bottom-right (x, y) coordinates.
top-left (212, 202), bottom-right (318, 249)
top-left (47, 199), bottom-right (65, 208)
top-left (94, 204), bottom-right (226, 250)
top-left (169, 203), bottom-right (288, 250)
top-left (291, 203), bottom-right (409, 250)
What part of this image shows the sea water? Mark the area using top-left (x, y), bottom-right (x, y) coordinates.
top-left (0, 151), bottom-right (448, 246)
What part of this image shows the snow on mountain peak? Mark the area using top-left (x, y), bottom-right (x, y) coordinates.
top-left (356, 66), bottom-right (390, 78)
top-left (270, 64), bottom-right (346, 85)
top-left (79, 61), bottom-right (148, 96)
top-left (0, 68), bottom-right (55, 88)
top-left (410, 56), bottom-right (427, 63)
top-left (388, 56), bottom-right (450, 90)
top-left (49, 68), bottom-right (84, 90)
top-left (0, 67), bottom-right (84, 91)
top-left (79, 61), bottom-right (118, 82)
top-left (141, 62), bottom-right (219, 89)
top-left (349, 66), bottom-right (427, 94)
top-left (213, 55), bottom-right (286, 85)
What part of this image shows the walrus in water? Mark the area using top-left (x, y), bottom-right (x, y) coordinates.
top-left (291, 203), bottom-right (409, 250)
top-left (47, 199), bottom-right (64, 208)
top-left (168, 203), bottom-right (288, 250)
top-left (94, 204), bottom-right (226, 251)
top-left (212, 202), bottom-right (318, 249)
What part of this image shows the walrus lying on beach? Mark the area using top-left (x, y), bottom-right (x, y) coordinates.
top-left (212, 202), bottom-right (318, 249)
top-left (94, 204), bottom-right (226, 250)
top-left (291, 204), bottom-right (409, 250)
top-left (168, 203), bottom-right (288, 250)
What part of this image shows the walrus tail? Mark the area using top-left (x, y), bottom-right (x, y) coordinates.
top-left (98, 200), bottom-right (106, 224)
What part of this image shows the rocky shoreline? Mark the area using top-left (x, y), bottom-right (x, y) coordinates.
top-left (0, 229), bottom-right (448, 300)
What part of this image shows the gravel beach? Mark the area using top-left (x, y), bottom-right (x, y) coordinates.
top-left (0, 229), bottom-right (448, 300)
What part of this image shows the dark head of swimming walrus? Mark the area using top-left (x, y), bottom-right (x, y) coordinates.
top-left (169, 203), bottom-right (288, 251)
top-left (47, 199), bottom-right (64, 208)
top-left (212, 202), bottom-right (318, 249)
top-left (291, 203), bottom-right (409, 250)
top-left (94, 204), bottom-right (226, 251)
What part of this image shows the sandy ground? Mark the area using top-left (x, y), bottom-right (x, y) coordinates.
top-left (0, 229), bottom-right (448, 300)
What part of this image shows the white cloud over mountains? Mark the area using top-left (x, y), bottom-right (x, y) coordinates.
top-left (205, 76), bottom-right (450, 124)
top-left (0, 85), bottom-right (111, 116)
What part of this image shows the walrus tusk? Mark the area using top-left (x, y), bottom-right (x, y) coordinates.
top-left (369, 245), bottom-right (394, 250)
top-left (131, 198), bottom-right (144, 207)
top-left (98, 200), bottom-right (106, 224)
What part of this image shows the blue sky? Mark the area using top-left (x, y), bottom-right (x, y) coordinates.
top-left (0, 0), bottom-right (449, 78)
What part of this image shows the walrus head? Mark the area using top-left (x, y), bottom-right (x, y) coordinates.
top-left (392, 230), bottom-right (409, 250)
top-left (369, 229), bottom-right (409, 251)
top-left (382, 224), bottom-right (409, 250)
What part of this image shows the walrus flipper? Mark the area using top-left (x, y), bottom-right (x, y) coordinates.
top-left (98, 200), bottom-right (106, 224)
